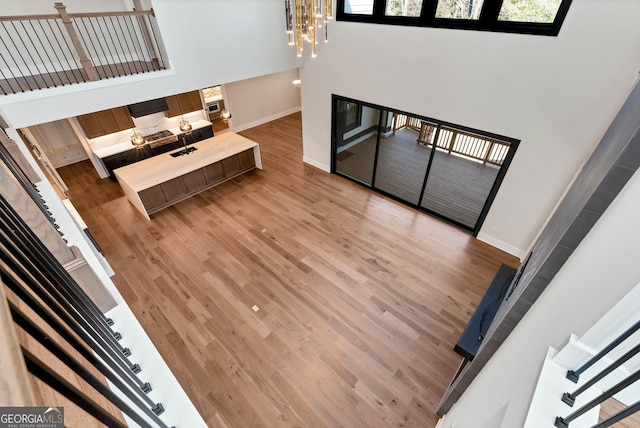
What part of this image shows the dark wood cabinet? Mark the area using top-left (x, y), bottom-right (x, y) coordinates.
top-left (203, 162), bottom-right (224, 185)
top-left (238, 149), bottom-right (256, 171)
top-left (183, 169), bottom-right (206, 191)
top-left (138, 185), bottom-right (166, 211)
top-left (138, 153), bottom-right (257, 215)
top-left (160, 177), bottom-right (187, 201)
top-left (114, 137), bottom-right (261, 219)
top-left (164, 90), bottom-right (203, 118)
top-left (190, 125), bottom-right (214, 142)
top-left (103, 146), bottom-right (152, 180)
top-left (77, 106), bottom-right (134, 139)
top-left (221, 155), bottom-right (241, 177)
top-left (103, 126), bottom-right (213, 180)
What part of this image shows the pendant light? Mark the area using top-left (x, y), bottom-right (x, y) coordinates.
top-left (179, 115), bottom-right (192, 134)
top-left (285, 0), bottom-right (333, 58)
top-left (130, 129), bottom-right (146, 149)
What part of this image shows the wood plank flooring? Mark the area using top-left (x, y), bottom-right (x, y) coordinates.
top-left (336, 128), bottom-right (500, 228)
top-left (58, 112), bottom-right (519, 427)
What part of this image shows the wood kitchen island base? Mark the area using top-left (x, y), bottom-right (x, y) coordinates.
top-left (114, 132), bottom-right (262, 220)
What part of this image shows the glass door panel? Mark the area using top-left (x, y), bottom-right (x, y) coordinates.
top-left (334, 100), bottom-right (381, 186)
top-left (420, 126), bottom-right (504, 228)
top-left (374, 113), bottom-right (432, 205)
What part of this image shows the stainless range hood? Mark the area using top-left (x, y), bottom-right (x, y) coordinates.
top-left (128, 98), bottom-right (169, 117)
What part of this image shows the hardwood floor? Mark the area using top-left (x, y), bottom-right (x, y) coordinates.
top-left (599, 398), bottom-right (640, 427)
top-left (58, 112), bottom-right (519, 427)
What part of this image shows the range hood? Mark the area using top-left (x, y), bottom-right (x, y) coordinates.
top-left (128, 98), bottom-right (169, 118)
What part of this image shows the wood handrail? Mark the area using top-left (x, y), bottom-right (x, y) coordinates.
top-left (0, 9), bottom-right (154, 22)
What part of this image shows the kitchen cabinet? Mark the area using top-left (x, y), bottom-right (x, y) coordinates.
top-left (160, 177), bottom-right (187, 201)
top-left (101, 125), bottom-right (214, 180)
top-left (138, 185), bottom-right (166, 212)
top-left (188, 125), bottom-right (214, 143)
top-left (164, 90), bottom-right (203, 118)
top-left (203, 162), bottom-right (224, 185)
top-left (102, 146), bottom-right (152, 179)
top-left (77, 107), bottom-right (134, 139)
top-left (114, 132), bottom-right (262, 220)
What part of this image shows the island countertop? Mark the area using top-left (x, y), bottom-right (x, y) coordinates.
top-left (114, 132), bottom-right (262, 192)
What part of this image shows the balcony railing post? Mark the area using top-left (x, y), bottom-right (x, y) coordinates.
top-left (447, 131), bottom-right (456, 153)
top-left (484, 141), bottom-right (495, 164)
top-left (54, 2), bottom-right (99, 81)
top-left (132, 0), bottom-right (158, 67)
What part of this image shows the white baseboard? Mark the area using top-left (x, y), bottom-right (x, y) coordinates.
top-left (232, 107), bottom-right (301, 132)
top-left (477, 232), bottom-right (527, 260)
top-left (302, 156), bottom-right (330, 172)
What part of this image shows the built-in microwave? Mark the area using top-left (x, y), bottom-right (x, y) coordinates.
top-left (206, 101), bottom-right (220, 114)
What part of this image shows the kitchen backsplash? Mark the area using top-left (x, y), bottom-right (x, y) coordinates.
top-left (132, 110), bottom-right (205, 136)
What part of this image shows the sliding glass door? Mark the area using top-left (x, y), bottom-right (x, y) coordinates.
top-left (334, 99), bottom-right (382, 186)
top-left (420, 125), bottom-right (506, 228)
top-left (373, 113), bottom-right (433, 205)
top-left (331, 95), bottom-right (519, 235)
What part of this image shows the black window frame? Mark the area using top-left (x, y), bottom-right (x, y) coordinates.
top-left (343, 101), bottom-right (363, 132)
top-left (337, 0), bottom-right (573, 36)
top-left (330, 94), bottom-right (520, 236)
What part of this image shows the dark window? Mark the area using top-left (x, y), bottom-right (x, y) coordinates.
top-left (338, 0), bottom-right (573, 36)
top-left (344, 102), bottom-right (363, 132)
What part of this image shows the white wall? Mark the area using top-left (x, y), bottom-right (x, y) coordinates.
top-left (300, 0), bottom-right (640, 256)
top-left (0, 0), bottom-right (302, 128)
top-left (224, 68), bottom-right (301, 132)
top-left (437, 167), bottom-right (640, 427)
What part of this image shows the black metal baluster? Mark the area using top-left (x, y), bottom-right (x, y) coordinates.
top-left (2, 267), bottom-right (152, 397)
top-left (76, 18), bottom-right (105, 79)
top-left (591, 399), bottom-right (640, 428)
top-left (3, 206), bottom-right (128, 353)
top-left (121, 15), bottom-right (141, 74)
top-left (110, 16), bottom-right (133, 76)
top-left (567, 320), bottom-right (640, 382)
top-left (562, 342), bottom-right (640, 406)
top-left (87, 17), bottom-right (116, 78)
top-left (0, 239), bottom-right (142, 381)
top-left (22, 348), bottom-right (129, 428)
top-left (98, 16), bottom-right (124, 76)
top-left (0, 200), bottom-right (137, 375)
top-left (52, 19), bottom-right (85, 83)
top-left (137, 15), bottom-right (154, 72)
top-left (126, 15), bottom-right (150, 73)
top-left (554, 368), bottom-right (640, 428)
top-left (146, 15), bottom-right (165, 69)
top-left (17, 21), bottom-right (51, 89)
top-left (1, 22), bottom-right (29, 92)
top-left (28, 20), bottom-right (64, 87)
top-left (11, 306), bottom-right (168, 427)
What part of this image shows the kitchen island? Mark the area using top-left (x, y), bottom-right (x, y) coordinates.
top-left (114, 132), bottom-right (262, 220)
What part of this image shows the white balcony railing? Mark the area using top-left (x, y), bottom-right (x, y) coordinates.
top-left (0, 2), bottom-right (168, 95)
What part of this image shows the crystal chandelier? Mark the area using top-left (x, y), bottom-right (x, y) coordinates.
top-left (285, 0), bottom-right (333, 58)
